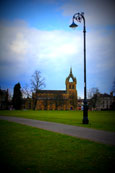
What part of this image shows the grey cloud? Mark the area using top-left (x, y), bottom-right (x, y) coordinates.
top-left (61, 0), bottom-right (115, 26)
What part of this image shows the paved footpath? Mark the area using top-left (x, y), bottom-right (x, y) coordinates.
top-left (0, 116), bottom-right (115, 146)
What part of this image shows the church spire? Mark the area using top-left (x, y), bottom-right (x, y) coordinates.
top-left (65, 68), bottom-right (77, 84)
top-left (70, 67), bottom-right (72, 74)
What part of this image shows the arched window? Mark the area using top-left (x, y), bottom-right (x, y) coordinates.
top-left (69, 77), bottom-right (73, 82)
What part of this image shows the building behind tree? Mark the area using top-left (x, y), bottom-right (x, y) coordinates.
top-left (26, 68), bottom-right (78, 110)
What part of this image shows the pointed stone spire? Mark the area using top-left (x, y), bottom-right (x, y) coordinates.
top-left (65, 68), bottom-right (77, 84)
top-left (70, 67), bottom-right (72, 74)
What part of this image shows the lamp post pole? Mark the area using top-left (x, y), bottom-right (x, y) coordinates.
top-left (69, 12), bottom-right (89, 124)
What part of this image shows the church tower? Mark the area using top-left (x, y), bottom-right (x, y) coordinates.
top-left (65, 68), bottom-right (77, 110)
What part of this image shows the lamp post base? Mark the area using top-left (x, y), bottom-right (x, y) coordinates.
top-left (83, 103), bottom-right (89, 124)
top-left (83, 117), bottom-right (89, 124)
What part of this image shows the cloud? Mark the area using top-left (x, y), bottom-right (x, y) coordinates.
top-left (0, 19), bottom-right (115, 95)
top-left (0, 20), bottom-right (83, 82)
top-left (10, 33), bottom-right (30, 54)
top-left (60, 0), bottom-right (115, 27)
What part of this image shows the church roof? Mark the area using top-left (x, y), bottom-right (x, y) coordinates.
top-left (37, 90), bottom-right (66, 94)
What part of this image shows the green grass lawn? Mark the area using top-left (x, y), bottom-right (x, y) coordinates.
top-left (0, 110), bottom-right (115, 132)
top-left (0, 120), bottom-right (115, 173)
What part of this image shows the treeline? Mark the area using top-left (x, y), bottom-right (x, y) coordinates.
top-left (0, 70), bottom-right (45, 110)
top-left (0, 71), bottom-right (115, 110)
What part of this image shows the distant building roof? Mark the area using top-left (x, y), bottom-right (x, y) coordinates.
top-left (99, 93), bottom-right (113, 98)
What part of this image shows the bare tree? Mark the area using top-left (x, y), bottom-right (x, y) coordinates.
top-left (112, 77), bottom-right (115, 95)
top-left (88, 88), bottom-right (99, 99)
top-left (88, 87), bottom-right (100, 110)
top-left (31, 70), bottom-right (45, 110)
top-left (31, 70), bottom-right (45, 93)
top-left (22, 84), bottom-right (32, 98)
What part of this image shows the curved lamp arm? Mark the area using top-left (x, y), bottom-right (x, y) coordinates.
top-left (69, 12), bottom-right (86, 31)
top-left (73, 12), bottom-right (85, 23)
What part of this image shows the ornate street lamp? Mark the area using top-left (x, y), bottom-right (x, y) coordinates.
top-left (69, 12), bottom-right (89, 124)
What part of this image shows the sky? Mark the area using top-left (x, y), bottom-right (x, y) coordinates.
top-left (0, 0), bottom-right (115, 98)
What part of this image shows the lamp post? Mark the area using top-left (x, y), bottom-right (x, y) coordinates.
top-left (69, 12), bottom-right (89, 124)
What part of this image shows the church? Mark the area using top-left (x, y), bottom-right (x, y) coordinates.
top-left (32, 68), bottom-right (78, 110)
